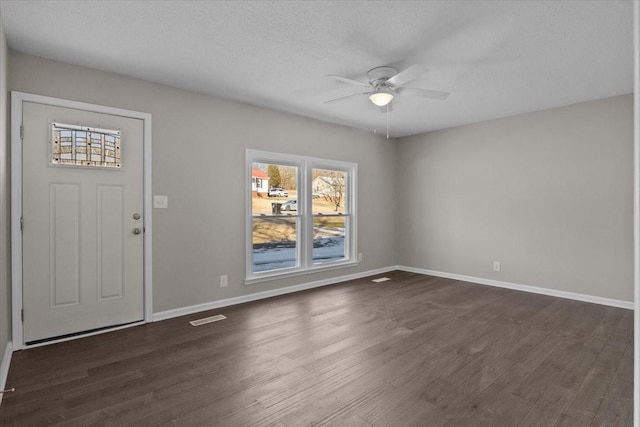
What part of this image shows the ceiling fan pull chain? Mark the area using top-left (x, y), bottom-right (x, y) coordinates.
top-left (386, 104), bottom-right (390, 139)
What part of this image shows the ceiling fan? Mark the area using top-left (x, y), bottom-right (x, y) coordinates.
top-left (325, 65), bottom-right (450, 107)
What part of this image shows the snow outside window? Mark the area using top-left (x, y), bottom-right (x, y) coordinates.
top-left (246, 150), bottom-right (358, 284)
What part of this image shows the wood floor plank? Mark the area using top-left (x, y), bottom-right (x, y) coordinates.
top-left (563, 335), bottom-right (628, 424)
top-left (443, 380), bottom-right (533, 426)
top-left (518, 384), bottom-right (576, 427)
top-left (590, 396), bottom-right (633, 427)
top-left (556, 414), bottom-right (591, 426)
top-left (0, 271), bottom-right (632, 426)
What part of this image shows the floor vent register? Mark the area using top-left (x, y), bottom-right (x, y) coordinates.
top-left (190, 314), bottom-right (227, 326)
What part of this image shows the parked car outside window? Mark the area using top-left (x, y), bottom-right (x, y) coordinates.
top-left (281, 200), bottom-right (297, 211)
top-left (268, 187), bottom-right (289, 197)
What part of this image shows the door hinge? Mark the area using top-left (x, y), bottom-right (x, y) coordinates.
top-left (20, 216), bottom-right (23, 231)
top-left (20, 124), bottom-right (24, 140)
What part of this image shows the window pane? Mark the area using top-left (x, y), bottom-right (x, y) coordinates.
top-left (312, 169), bottom-right (346, 214)
top-left (251, 162), bottom-right (297, 215)
top-left (51, 123), bottom-right (121, 168)
top-left (253, 218), bottom-right (297, 272)
top-left (313, 216), bottom-right (346, 264)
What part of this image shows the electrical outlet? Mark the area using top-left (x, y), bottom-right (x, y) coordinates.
top-left (493, 261), bottom-right (501, 272)
top-left (220, 275), bottom-right (228, 287)
top-left (358, 252), bottom-right (363, 262)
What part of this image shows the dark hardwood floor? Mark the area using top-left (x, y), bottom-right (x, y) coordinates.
top-left (0, 271), bottom-right (633, 426)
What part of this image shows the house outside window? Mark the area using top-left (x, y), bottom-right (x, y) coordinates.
top-left (246, 150), bottom-right (358, 283)
top-left (252, 168), bottom-right (268, 195)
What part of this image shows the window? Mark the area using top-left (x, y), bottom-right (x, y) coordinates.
top-left (312, 169), bottom-right (347, 264)
top-left (251, 161), bottom-right (299, 273)
top-left (51, 122), bottom-right (121, 168)
top-left (246, 150), bottom-right (357, 283)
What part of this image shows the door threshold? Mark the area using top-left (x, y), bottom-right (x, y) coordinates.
top-left (22, 320), bottom-right (145, 349)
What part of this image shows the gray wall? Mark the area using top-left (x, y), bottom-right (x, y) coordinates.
top-left (0, 12), bottom-right (10, 360)
top-left (5, 50), bottom-right (634, 320)
top-left (397, 95), bottom-right (633, 302)
top-left (8, 51), bottom-right (398, 313)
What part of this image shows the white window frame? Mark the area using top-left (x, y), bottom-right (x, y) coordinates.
top-left (245, 150), bottom-right (358, 284)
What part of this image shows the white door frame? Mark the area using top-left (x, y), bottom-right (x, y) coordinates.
top-left (11, 91), bottom-right (153, 350)
top-left (634, 2), bottom-right (639, 424)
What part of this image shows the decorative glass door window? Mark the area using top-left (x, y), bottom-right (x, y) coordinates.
top-left (51, 122), bottom-right (121, 168)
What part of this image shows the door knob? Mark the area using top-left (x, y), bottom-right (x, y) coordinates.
top-left (133, 228), bottom-right (142, 235)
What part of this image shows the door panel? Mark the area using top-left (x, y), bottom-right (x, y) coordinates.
top-left (49, 182), bottom-right (81, 307)
top-left (97, 184), bottom-right (125, 300)
top-left (22, 102), bottom-right (144, 343)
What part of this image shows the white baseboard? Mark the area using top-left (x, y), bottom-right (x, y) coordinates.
top-left (0, 342), bottom-right (12, 407)
top-left (153, 266), bottom-right (397, 322)
top-left (397, 266), bottom-right (635, 310)
top-left (154, 264), bottom-right (634, 322)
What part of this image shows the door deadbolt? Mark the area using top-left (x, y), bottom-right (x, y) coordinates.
top-left (133, 213), bottom-right (141, 220)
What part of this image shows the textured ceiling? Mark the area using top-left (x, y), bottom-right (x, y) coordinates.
top-left (0, 1), bottom-right (633, 138)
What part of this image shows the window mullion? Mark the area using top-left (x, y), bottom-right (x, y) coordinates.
top-left (301, 162), bottom-right (313, 269)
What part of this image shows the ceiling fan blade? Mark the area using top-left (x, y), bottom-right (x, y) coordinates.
top-left (326, 75), bottom-right (371, 88)
top-left (324, 92), bottom-right (369, 104)
top-left (386, 65), bottom-right (427, 87)
top-left (397, 87), bottom-right (450, 100)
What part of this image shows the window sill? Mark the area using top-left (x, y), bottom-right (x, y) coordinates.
top-left (244, 260), bottom-right (360, 285)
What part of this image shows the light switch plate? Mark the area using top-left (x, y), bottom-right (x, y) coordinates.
top-left (154, 195), bottom-right (168, 209)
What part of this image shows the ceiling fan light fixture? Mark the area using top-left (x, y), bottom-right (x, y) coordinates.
top-left (369, 87), bottom-right (394, 106)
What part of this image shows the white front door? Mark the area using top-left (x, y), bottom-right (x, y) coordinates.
top-left (21, 101), bottom-right (144, 344)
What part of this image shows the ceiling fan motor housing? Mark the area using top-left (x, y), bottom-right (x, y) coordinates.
top-left (367, 66), bottom-right (398, 87)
